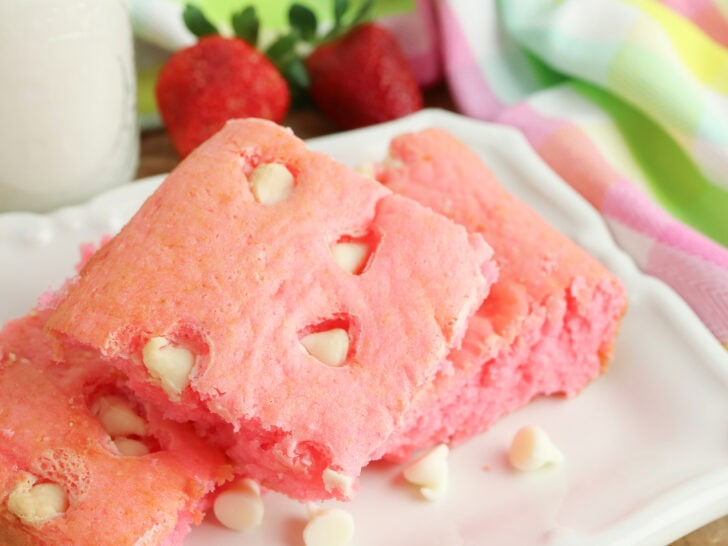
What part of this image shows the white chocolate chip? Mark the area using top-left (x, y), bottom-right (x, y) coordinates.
top-left (382, 154), bottom-right (404, 169)
top-left (7, 477), bottom-right (68, 525)
top-left (142, 337), bottom-right (194, 397)
top-left (303, 507), bottom-right (354, 546)
top-left (331, 242), bottom-right (369, 274)
top-left (354, 162), bottom-right (376, 179)
top-left (403, 444), bottom-right (449, 500)
top-left (322, 468), bottom-right (354, 499)
top-left (213, 478), bottom-right (264, 532)
top-left (92, 395), bottom-right (147, 438)
top-left (508, 425), bottom-right (563, 472)
top-left (113, 437), bottom-right (150, 457)
top-left (300, 329), bottom-right (349, 367)
top-left (249, 163), bottom-right (294, 205)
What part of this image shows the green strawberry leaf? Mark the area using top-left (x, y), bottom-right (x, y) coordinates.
top-left (289, 4), bottom-right (318, 41)
top-left (281, 58), bottom-right (310, 89)
top-left (231, 6), bottom-right (260, 46)
top-left (183, 4), bottom-right (219, 38)
top-left (266, 33), bottom-right (298, 65)
top-left (348, 0), bottom-right (374, 26)
top-left (324, 0), bottom-right (370, 40)
top-left (334, 0), bottom-right (349, 28)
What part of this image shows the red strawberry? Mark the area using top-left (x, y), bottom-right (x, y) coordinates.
top-left (305, 23), bottom-right (423, 129)
top-left (156, 35), bottom-right (290, 157)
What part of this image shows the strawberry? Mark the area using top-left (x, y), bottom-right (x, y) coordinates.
top-left (305, 23), bottom-right (423, 129)
top-left (156, 8), bottom-right (289, 157)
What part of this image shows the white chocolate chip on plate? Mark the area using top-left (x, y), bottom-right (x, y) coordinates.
top-left (113, 437), bottom-right (150, 457)
top-left (142, 337), bottom-right (194, 397)
top-left (508, 425), bottom-right (563, 472)
top-left (249, 163), bottom-right (294, 205)
top-left (213, 478), bottom-right (264, 532)
top-left (92, 395), bottom-right (147, 438)
top-left (303, 507), bottom-right (355, 546)
top-left (301, 329), bottom-right (349, 367)
top-left (403, 443), bottom-right (449, 500)
top-left (7, 477), bottom-right (68, 525)
top-left (331, 241), bottom-right (369, 274)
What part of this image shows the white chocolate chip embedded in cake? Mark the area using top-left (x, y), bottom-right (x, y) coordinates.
top-left (92, 395), bottom-right (147, 438)
top-left (508, 425), bottom-right (563, 472)
top-left (7, 477), bottom-right (68, 525)
top-left (354, 162), bottom-right (376, 179)
top-left (331, 242), bottom-right (369, 275)
top-left (249, 163), bottom-right (294, 205)
top-left (113, 437), bottom-right (151, 457)
top-left (303, 507), bottom-right (354, 546)
top-left (142, 337), bottom-right (194, 397)
top-left (300, 329), bottom-right (349, 367)
top-left (213, 478), bottom-right (264, 532)
top-left (403, 443), bottom-right (449, 501)
top-left (322, 468), bottom-right (354, 499)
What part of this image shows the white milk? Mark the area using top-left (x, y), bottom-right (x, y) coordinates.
top-left (0, 0), bottom-right (138, 212)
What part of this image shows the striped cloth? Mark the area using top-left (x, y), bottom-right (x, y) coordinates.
top-left (428, 0), bottom-right (728, 348)
top-left (131, 0), bottom-right (728, 347)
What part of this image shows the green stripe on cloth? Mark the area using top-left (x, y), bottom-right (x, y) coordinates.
top-left (574, 80), bottom-right (728, 247)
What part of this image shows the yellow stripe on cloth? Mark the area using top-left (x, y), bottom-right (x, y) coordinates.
top-left (624, 0), bottom-right (728, 93)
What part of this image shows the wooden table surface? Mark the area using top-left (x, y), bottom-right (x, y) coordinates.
top-left (136, 86), bottom-right (727, 546)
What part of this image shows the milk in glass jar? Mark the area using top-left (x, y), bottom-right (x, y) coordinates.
top-left (0, 0), bottom-right (138, 212)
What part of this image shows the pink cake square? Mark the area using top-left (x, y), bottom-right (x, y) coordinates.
top-left (374, 128), bottom-right (627, 460)
top-left (0, 308), bottom-right (232, 545)
top-left (47, 119), bottom-right (496, 501)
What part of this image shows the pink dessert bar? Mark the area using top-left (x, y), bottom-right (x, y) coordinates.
top-left (0, 308), bottom-right (232, 545)
top-left (375, 128), bottom-right (627, 460)
top-left (46, 119), bottom-right (496, 501)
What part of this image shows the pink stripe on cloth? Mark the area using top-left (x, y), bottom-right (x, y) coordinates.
top-left (659, 0), bottom-right (713, 18)
top-left (647, 241), bottom-right (728, 344)
top-left (602, 181), bottom-right (670, 237)
top-left (659, 219), bottom-right (728, 269)
top-left (497, 102), bottom-right (564, 148)
top-left (436, 2), bottom-right (503, 119)
top-left (602, 181), bottom-right (728, 344)
top-left (603, 181), bottom-right (728, 269)
top-left (534, 125), bottom-right (616, 208)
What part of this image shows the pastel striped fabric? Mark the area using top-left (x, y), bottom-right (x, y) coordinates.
top-left (429, 0), bottom-right (728, 348)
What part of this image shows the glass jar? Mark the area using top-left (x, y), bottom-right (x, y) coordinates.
top-left (0, 0), bottom-right (138, 212)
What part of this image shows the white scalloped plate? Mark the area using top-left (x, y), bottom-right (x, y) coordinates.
top-left (1, 110), bottom-right (727, 546)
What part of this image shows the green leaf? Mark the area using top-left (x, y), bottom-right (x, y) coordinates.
top-left (183, 4), bottom-right (219, 38)
top-left (334, 0), bottom-right (349, 27)
top-left (282, 58), bottom-right (313, 108)
top-left (265, 33), bottom-right (298, 64)
top-left (231, 6), bottom-right (260, 46)
top-left (289, 4), bottom-right (318, 41)
top-left (349, 0), bottom-right (374, 27)
top-left (281, 58), bottom-right (310, 89)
